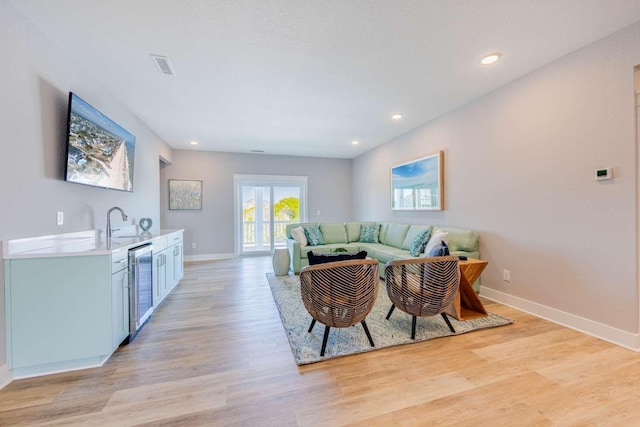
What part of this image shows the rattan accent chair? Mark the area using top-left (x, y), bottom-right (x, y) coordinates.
top-left (385, 256), bottom-right (460, 339)
top-left (299, 258), bottom-right (379, 356)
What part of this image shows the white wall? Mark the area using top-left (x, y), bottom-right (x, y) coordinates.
top-left (161, 150), bottom-right (352, 257)
top-left (0, 3), bottom-right (171, 371)
top-left (354, 22), bottom-right (640, 338)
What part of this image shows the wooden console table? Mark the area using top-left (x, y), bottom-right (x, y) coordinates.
top-left (445, 258), bottom-right (488, 321)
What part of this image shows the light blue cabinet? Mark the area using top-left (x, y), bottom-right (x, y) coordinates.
top-left (172, 243), bottom-right (184, 284)
top-left (111, 252), bottom-right (129, 349)
top-left (167, 231), bottom-right (184, 293)
top-left (3, 229), bottom-right (184, 378)
top-left (152, 231), bottom-right (183, 306)
top-left (5, 255), bottom-right (112, 377)
top-left (152, 250), bottom-right (168, 304)
top-left (163, 250), bottom-right (173, 296)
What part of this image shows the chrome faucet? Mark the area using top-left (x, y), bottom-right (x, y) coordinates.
top-left (106, 207), bottom-right (128, 240)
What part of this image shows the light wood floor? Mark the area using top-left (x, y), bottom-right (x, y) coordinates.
top-left (1, 256), bottom-right (640, 426)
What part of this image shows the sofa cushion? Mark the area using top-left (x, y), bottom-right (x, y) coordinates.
top-left (409, 229), bottom-right (431, 257)
top-left (433, 227), bottom-right (479, 252)
top-left (378, 223), bottom-right (389, 243)
top-left (346, 222), bottom-right (375, 242)
top-left (291, 226), bottom-right (308, 247)
top-left (307, 250), bottom-right (368, 265)
top-left (382, 223), bottom-right (411, 248)
top-left (359, 224), bottom-right (379, 243)
top-left (373, 250), bottom-right (395, 264)
top-left (401, 225), bottom-right (432, 250)
top-left (355, 242), bottom-right (387, 257)
top-left (320, 223), bottom-right (348, 244)
top-left (373, 246), bottom-right (410, 263)
top-left (304, 225), bottom-right (324, 246)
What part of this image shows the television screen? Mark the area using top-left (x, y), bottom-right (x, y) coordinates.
top-left (65, 92), bottom-right (135, 192)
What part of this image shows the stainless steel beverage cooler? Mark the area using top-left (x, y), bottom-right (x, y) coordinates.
top-left (128, 243), bottom-right (153, 341)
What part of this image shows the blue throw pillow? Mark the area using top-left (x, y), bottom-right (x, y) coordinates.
top-left (358, 224), bottom-right (379, 243)
top-left (427, 240), bottom-right (450, 257)
top-left (304, 225), bottom-right (324, 246)
top-left (409, 229), bottom-right (432, 257)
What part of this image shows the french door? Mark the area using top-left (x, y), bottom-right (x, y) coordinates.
top-left (234, 175), bottom-right (307, 255)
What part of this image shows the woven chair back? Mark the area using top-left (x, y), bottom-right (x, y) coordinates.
top-left (300, 258), bottom-right (379, 329)
top-left (385, 256), bottom-right (460, 317)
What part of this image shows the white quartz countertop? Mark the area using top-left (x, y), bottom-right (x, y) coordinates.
top-left (1, 229), bottom-right (184, 259)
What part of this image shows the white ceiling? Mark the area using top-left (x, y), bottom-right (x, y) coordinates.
top-left (11, 0), bottom-right (640, 159)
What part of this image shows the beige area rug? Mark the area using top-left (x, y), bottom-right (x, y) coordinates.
top-left (266, 273), bottom-right (514, 365)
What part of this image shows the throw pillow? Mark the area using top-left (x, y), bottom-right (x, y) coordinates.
top-left (358, 224), bottom-right (379, 243)
top-left (409, 229), bottom-right (432, 257)
top-left (291, 226), bottom-right (308, 247)
top-left (427, 240), bottom-right (450, 257)
top-left (307, 250), bottom-right (368, 265)
top-left (424, 231), bottom-right (449, 255)
top-left (304, 225), bottom-right (324, 246)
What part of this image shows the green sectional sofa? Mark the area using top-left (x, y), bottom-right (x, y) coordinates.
top-left (285, 222), bottom-right (481, 291)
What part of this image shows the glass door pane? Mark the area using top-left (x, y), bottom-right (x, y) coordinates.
top-left (241, 185), bottom-right (271, 253)
top-left (273, 186), bottom-right (301, 249)
top-left (261, 187), bottom-right (271, 251)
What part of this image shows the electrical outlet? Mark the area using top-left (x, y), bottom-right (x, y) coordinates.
top-left (316, 210), bottom-right (321, 216)
top-left (191, 242), bottom-right (197, 249)
top-left (56, 211), bottom-right (64, 226)
top-left (503, 269), bottom-right (511, 282)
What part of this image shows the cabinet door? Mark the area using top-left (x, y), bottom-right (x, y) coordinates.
top-left (165, 251), bottom-right (175, 294)
top-left (111, 268), bottom-right (130, 349)
top-left (151, 252), bottom-right (166, 307)
top-left (159, 253), bottom-right (169, 298)
top-left (152, 251), bottom-right (167, 305)
top-left (8, 256), bottom-right (112, 370)
top-left (173, 243), bottom-right (184, 283)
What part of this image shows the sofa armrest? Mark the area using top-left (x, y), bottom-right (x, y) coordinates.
top-left (287, 239), bottom-right (302, 273)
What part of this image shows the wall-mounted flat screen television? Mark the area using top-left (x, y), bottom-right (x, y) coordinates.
top-left (64, 92), bottom-right (135, 192)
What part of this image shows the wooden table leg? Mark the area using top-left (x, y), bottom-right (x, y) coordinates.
top-left (445, 259), bottom-right (488, 320)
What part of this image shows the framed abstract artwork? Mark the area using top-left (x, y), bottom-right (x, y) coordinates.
top-left (169, 179), bottom-right (203, 210)
top-left (391, 151), bottom-right (444, 211)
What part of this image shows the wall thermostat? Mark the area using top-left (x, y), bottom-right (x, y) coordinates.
top-left (595, 168), bottom-right (612, 181)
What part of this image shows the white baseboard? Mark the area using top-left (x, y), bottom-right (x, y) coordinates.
top-left (0, 364), bottom-right (13, 390)
top-left (480, 286), bottom-right (640, 351)
top-left (184, 253), bottom-right (236, 262)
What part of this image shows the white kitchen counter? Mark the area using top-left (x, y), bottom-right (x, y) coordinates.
top-left (1, 229), bottom-right (183, 259)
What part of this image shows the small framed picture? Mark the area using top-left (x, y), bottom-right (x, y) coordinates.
top-left (168, 179), bottom-right (203, 210)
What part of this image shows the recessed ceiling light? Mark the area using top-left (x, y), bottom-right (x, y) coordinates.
top-left (481, 53), bottom-right (502, 65)
top-left (391, 114), bottom-right (403, 120)
top-left (351, 140), bottom-right (359, 145)
top-left (189, 141), bottom-right (198, 145)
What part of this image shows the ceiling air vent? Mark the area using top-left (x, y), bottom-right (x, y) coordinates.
top-left (150, 54), bottom-right (175, 76)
